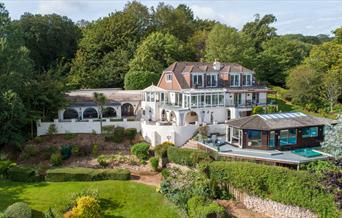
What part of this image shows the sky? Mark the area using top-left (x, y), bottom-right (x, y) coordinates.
top-left (2, 0), bottom-right (342, 36)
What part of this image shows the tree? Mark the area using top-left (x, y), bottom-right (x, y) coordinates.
top-left (322, 66), bottom-right (342, 112)
top-left (186, 30), bottom-right (209, 61)
top-left (242, 14), bottom-right (277, 52)
top-left (124, 71), bottom-right (160, 90)
top-left (0, 90), bottom-right (27, 147)
top-left (68, 1), bottom-right (151, 88)
top-left (15, 13), bottom-right (81, 71)
top-left (256, 37), bottom-right (311, 85)
top-left (333, 27), bottom-right (342, 44)
top-left (205, 24), bottom-right (255, 68)
top-left (129, 32), bottom-right (184, 73)
top-left (151, 3), bottom-right (195, 42)
top-left (0, 3), bottom-right (10, 37)
top-left (322, 115), bottom-right (342, 159)
top-left (93, 92), bottom-right (107, 134)
top-left (286, 65), bottom-right (322, 109)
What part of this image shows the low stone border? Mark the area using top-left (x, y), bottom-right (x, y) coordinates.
top-left (229, 186), bottom-right (317, 218)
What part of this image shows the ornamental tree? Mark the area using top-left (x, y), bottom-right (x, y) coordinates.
top-left (321, 115), bottom-right (342, 159)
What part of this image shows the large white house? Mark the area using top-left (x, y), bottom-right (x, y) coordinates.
top-left (37, 61), bottom-right (274, 147)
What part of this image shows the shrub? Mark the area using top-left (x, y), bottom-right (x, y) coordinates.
top-left (150, 157), bottom-right (159, 171)
top-left (266, 105), bottom-right (278, 113)
top-left (113, 127), bottom-right (125, 143)
top-left (167, 147), bottom-right (211, 167)
top-left (198, 126), bottom-right (208, 137)
top-left (187, 196), bottom-right (226, 218)
top-left (125, 128), bottom-right (137, 142)
top-left (124, 71), bottom-right (160, 90)
top-left (44, 208), bottom-right (62, 218)
top-left (102, 125), bottom-right (115, 134)
top-left (50, 153), bottom-right (62, 166)
top-left (64, 132), bottom-right (76, 140)
top-left (252, 106), bottom-right (265, 114)
top-left (45, 167), bottom-right (130, 182)
top-left (0, 160), bottom-right (12, 176)
top-left (71, 145), bottom-right (80, 156)
top-left (92, 144), bottom-right (100, 156)
top-left (48, 124), bottom-right (57, 135)
top-left (7, 165), bottom-right (41, 182)
top-left (160, 168), bottom-right (212, 209)
top-left (131, 143), bottom-right (150, 160)
top-left (97, 155), bottom-right (109, 167)
top-left (206, 161), bottom-right (341, 218)
top-left (154, 142), bottom-right (175, 158)
top-left (96, 154), bottom-right (140, 166)
top-left (71, 196), bottom-right (102, 218)
top-left (4, 202), bottom-right (32, 218)
top-left (20, 144), bottom-right (39, 160)
top-left (33, 136), bottom-right (43, 143)
top-left (60, 144), bottom-right (72, 160)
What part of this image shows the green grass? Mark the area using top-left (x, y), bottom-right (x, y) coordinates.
top-left (0, 180), bottom-right (184, 218)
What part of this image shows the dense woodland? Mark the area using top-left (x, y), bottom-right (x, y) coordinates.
top-left (0, 1), bottom-right (341, 148)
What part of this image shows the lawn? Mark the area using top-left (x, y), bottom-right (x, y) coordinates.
top-left (0, 180), bottom-right (184, 218)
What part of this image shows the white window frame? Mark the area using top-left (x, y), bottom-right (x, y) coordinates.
top-left (206, 73), bottom-right (218, 87)
top-left (191, 73), bottom-right (204, 88)
top-left (230, 73), bottom-right (240, 87)
top-left (242, 73), bottom-right (252, 86)
top-left (165, 74), bottom-right (172, 83)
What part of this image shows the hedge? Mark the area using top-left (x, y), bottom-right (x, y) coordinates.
top-left (7, 165), bottom-right (42, 182)
top-left (205, 161), bottom-right (341, 218)
top-left (167, 147), bottom-right (211, 167)
top-left (0, 160), bottom-right (12, 176)
top-left (131, 143), bottom-right (150, 160)
top-left (45, 167), bottom-right (130, 182)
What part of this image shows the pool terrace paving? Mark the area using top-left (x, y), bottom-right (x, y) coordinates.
top-left (198, 141), bottom-right (330, 165)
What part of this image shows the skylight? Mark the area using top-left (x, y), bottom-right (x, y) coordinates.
top-left (259, 112), bottom-right (307, 120)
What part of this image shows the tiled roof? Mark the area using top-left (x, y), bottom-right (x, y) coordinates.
top-left (164, 62), bottom-right (254, 89)
top-left (164, 62), bottom-right (254, 74)
top-left (226, 112), bottom-right (336, 130)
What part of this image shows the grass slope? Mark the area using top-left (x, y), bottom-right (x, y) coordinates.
top-left (0, 180), bottom-right (183, 218)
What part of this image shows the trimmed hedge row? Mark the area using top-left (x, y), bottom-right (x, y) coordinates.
top-left (7, 165), bottom-right (43, 182)
top-left (45, 167), bottom-right (130, 182)
top-left (167, 147), bottom-right (211, 167)
top-left (205, 161), bottom-right (341, 218)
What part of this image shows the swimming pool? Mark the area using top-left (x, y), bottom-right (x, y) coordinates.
top-left (291, 148), bottom-right (322, 158)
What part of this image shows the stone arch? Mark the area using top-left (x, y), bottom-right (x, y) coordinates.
top-left (83, 107), bottom-right (98, 119)
top-left (185, 111), bottom-right (198, 125)
top-left (63, 108), bottom-right (78, 120)
top-left (102, 107), bottom-right (117, 118)
top-left (121, 103), bottom-right (134, 117)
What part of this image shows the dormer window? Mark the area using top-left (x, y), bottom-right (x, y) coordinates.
top-left (192, 73), bottom-right (204, 87)
top-left (230, 73), bottom-right (240, 87)
top-left (206, 74), bottom-right (218, 87)
top-left (166, 74), bottom-right (172, 83)
top-left (243, 74), bottom-right (252, 86)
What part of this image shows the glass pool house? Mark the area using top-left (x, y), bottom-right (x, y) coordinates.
top-left (225, 112), bottom-right (336, 151)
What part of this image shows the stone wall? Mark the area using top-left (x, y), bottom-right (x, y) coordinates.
top-left (228, 186), bottom-right (317, 218)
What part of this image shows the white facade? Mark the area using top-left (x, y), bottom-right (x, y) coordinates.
top-left (37, 86), bottom-right (272, 147)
